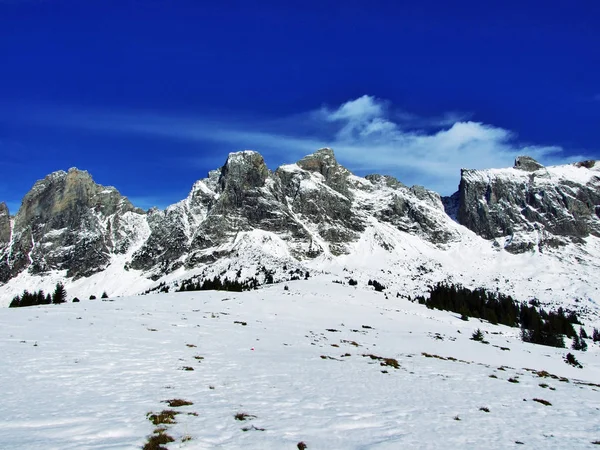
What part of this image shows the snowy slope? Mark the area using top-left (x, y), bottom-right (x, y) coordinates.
top-left (1, 280), bottom-right (599, 449)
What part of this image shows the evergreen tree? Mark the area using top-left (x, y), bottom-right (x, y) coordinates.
top-left (52, 282), bottom-right (67, 304)
top-left (101, 291), bottom-right (109, 299)
top-left (571, 334), bottom-right (587, 351)
top-left (593, 328), bottom-right (600, 343)
top-left (9, 296), bottom-right (20, 308)
top-left (471, 329), bottom-right (485, 342)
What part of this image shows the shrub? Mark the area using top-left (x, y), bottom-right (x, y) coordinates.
top-left (147, 410), bottom-right (179, 426)
top-left (163, 399), bottom-right (193, 407)
top-left (142, 431), bottom-right (174, 450)
top-left (368, 279), bottom-right (386, 292)
top-left (564, 352), bottom-right (582, 368)
top-left (89, 295), bottom-right (97, 300)
top-left (234, 412), bottom-right (256, 421)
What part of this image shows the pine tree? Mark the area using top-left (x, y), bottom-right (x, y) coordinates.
top-left (571, 334), bottom-right (587, 351)
top-left (471, 329), bottom-right (485, 342)
top-left (52, 282), bottom-right (67, 304)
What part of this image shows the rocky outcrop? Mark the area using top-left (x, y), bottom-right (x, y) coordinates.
top-left (130, 148), bottom-right (456, 278)
top-left (0, 168), bottom-right (147, 281)
top-left (0, 203), bottom-right (10, 247)
top-left (514, 155), bottom-right (544, 172)
top-left (456, 157), bottom-right (600, 253)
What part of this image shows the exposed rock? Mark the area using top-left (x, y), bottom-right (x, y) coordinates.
top-left (514, 156), bottom-right (544, 172)
top-left (441, 192), bottom-right (460, 222)
top-left (296, 148), bottom-right (352, 196)
top-left (0, 168), bottom-right (146, 281)
top-left (0, 202), bottom-right (10, 246)
top-left (456, 158), bottom-right (600, 253)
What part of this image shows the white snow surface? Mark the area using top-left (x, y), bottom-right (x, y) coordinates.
top-left (1, 279), bottom-right (599, 449)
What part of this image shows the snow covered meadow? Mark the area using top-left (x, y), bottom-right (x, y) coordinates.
top-left (1, 278), bottom-right (599, 449)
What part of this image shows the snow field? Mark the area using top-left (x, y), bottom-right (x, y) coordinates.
top-left (1, 278), bottom-right (599, 449)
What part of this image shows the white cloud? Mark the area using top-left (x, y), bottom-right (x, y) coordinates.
top-left (304, 96), bottom-right (577, 193)
top-left (19, 96), bottom-right (590, 195)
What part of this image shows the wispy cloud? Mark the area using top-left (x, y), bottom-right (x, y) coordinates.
top-left (16, 95), bottom-right (590, 195)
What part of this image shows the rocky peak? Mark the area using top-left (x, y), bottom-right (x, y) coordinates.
top-left (575, 160), bottom-right (597, 169)
top-left (15, 167), bottom-right (139, 231)
top-left (296, 148), bottom-right (351, 196)
top-left (514, 156), bottom-right (544, 172)
top-left (365, 174), bottom-right (405, 190)
top-left (218, 151), bottom-right (269, 193)
top-left (0, 168), bottom-right (147, 282)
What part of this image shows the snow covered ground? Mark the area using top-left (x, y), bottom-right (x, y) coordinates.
top-left (1, 278), bottom-right (599, 449)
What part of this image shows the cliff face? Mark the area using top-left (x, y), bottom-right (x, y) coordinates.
top-left (0, 168), bottom-right (147, 281)
top-left (454, 157), bottom-right (600, 253)
top-left (129, 148), bottom-right (456, 278)
top-left (0, 203), bottom-right (10, 247)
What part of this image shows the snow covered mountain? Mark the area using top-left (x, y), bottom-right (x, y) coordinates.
top-left (452, 156), bottom-right (600, 253)
top-left (1, 149), bottom-right (599, 316)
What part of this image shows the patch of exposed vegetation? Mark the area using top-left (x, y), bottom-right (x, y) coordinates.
top-left (142, 431), bottom-right (175, 450)
top-left (147, 410), bottom-right (179, 426)
top-left (163, 399), bottom-right (193, 407)
top-left (234, 412), bottom-right (257, 421)
top-left (362, 354), bottom-right (400, 369)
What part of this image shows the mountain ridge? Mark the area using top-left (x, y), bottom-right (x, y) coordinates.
top-left (1, 150), bottom-right (599, 318)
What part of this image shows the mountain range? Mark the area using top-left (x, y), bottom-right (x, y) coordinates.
top-left (1, 149), bottom-right (599, 315)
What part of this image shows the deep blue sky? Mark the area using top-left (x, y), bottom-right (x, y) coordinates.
top-left (1, 0), bottom-right (598, 212)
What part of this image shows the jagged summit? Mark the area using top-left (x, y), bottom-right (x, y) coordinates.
top-left (0, 167), bottom-right (147, 282)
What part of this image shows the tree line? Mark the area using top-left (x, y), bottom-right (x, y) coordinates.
top-left (178, 276), bottom-right (258, 293)
top-left (9, 282), bottom-right (67, 308)
top-left (415, 282), bottom-right (582, 348)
